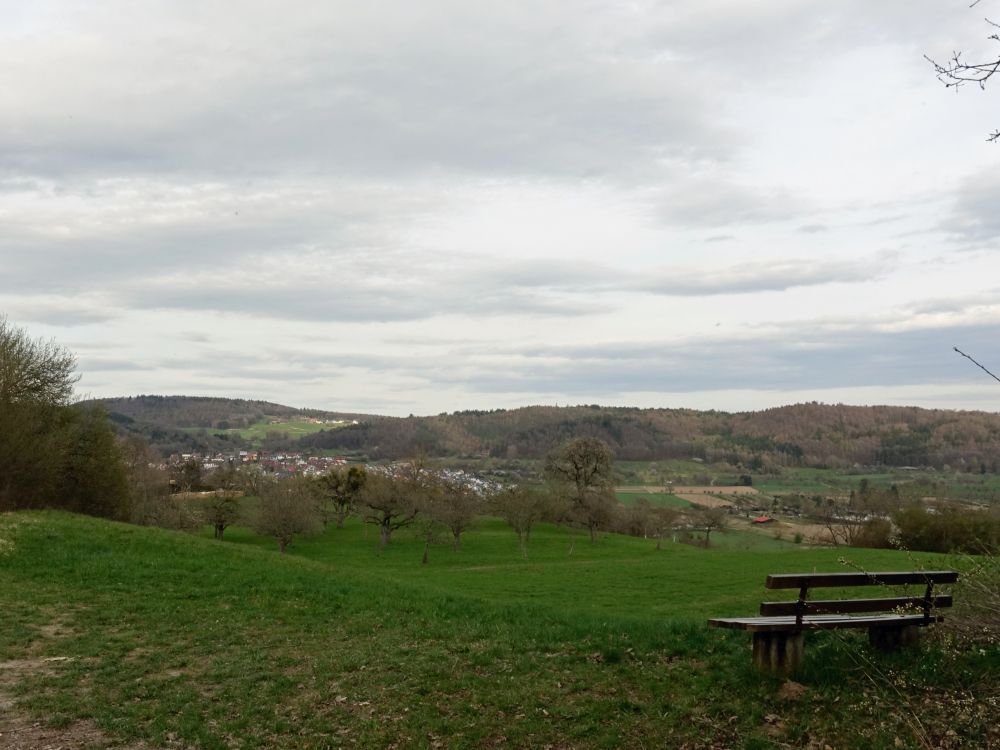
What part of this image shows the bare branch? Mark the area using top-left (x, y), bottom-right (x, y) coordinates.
top-left (954, 346), bottom-right (1000, 384)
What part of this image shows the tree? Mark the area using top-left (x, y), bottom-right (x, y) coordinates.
top-left (696, 506), bottom-right (729, 547)
top-left (0, 316), bottom-right (78, 406)
top-left (544, 437), bottom-right (616, 543)
top-left (0, 319), bottom-right (133, 518)
top-left (120, 436), bottom-right (170, 524)
top-left (424, 476), bottom-right (480, 550)
top-left (317, 465), bottom-right (367, 528)
top-left (169, 458), bottom-right (204, 493)
top-left (927, 4), bottom-right (1000, 141)
top-left (492, 485), bottom-right (551, 557)
top-left (650, 505), bottom-right (680, 550)
top-left (254, 476), bottom-right (321, 553)
top-left (359, 469), bottom-right (423, 548)
top-left (202, 491), bottom-right (241, 540)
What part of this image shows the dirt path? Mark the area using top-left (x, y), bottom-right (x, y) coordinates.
top-left (0, 625), bottom-right (159, 750)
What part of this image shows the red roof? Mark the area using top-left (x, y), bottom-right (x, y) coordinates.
top-left (752, 515), bottom-right (774, 524)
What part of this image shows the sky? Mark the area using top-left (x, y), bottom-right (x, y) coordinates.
top-left (2, 0), bottom-right (1000, 416)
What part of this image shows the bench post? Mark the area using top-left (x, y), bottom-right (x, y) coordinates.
top-left (752, 631), bottom-right (804, 675)
top-left (869, 625), bottom-right (920, 652)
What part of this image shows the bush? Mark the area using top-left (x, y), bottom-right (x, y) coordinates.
top-left (895, 505), bottom-right (1000, 554)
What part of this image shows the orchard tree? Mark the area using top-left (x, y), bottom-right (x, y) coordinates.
top-left (203, 491), bottom-right (241, 540)
top-left (696, 506), bottom-right (729, 547)
top-left (492, 485), bottom-right (552, 557)
top-left (317, 464), bottom-right (367, 528)
top-left (426, 476), bottom-right (480, 550)
top-left (360, 467), bottom-right (424, 548)
top-left (545, 437), bottom-right (616, 543)
top-left (254, 476), bottom-right (321, 553)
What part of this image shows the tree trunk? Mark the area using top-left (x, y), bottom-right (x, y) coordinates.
top-left (421, 540), bottom-right (429, 564)
top-left (380, 523), bottom-right (391, 548)
top-left (214, 524), bottom-right (224, 540)
top-left (589, 524), bottom-right (597, 543)
top-left (453, 531), bottom-right (461, 550)
top-left (336, 513), bottom-right (346, 529)
top-left (655, 533), bottom-right (662, 551)
top-left (279, 537), bottom-right (288, 553)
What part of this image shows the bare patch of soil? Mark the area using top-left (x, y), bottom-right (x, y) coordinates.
top-left (0, 629), bottom-right (160, 750)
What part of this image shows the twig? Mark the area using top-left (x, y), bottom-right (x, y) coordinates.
top-left (953, 347), bottom-right (1000, 384)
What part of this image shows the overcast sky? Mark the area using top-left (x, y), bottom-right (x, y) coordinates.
top-left (3, 0), bottom-right (1000, 416)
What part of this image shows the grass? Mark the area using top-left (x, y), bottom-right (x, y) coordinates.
top-left (615, 490), bottom-right (692, 508)
top-left (1, 511), bottom-right (997, 749)
top-left (180, 418), bottom-right (345, 444)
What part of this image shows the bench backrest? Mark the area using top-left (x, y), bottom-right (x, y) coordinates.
top-left (759, 570), bottom-right (957, 625)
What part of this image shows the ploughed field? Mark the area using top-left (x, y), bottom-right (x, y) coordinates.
top-left (1, 512), bottom-right (996, 749)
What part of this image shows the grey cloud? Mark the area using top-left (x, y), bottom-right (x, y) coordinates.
top-left (798, 224), bottom-right (827, 234)
top-left (942, 169), bottom-right (1000, 243)
top-left (1, 2), bottom-right (733, 184)
top-left (445, 321), bottom-right (1000, 396)
top-left (651, 178), bottom-right (805, 228)
top-left (1, 304), bottom-right (116, 327)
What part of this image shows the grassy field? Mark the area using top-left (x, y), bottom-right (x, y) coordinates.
top-left (180, 418), bottom-right (344, 444)
top-left (0, 511), bottom-right (997, 749)
top-left (615, 490), bottom-right (692, 509)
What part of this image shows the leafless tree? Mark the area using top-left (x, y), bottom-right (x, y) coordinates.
top-left (360, 468), bottom-right (424, 548)
top-left (545, 437), bottom-right (616, 543)
top-left (927, 4), bottom-right (1000, 141)
top-left (696, 506), bottom-right (729, 547)
top-left (492, 486), bottom-right (552, 557)
top-left (254, 476), bottom-right (321, 553)
top-left (317, 465), bottom-right (368, 528)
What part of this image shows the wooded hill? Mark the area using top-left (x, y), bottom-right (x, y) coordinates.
top-left (89, 395), bottom-right (373, 456)
top-left (95, 396), bottom-right (1000, 471)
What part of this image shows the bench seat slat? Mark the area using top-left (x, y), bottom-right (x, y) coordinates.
top-left (759, 595), bottom-right (953, 617)
top-left (765, 571), bottom-right (958, 589)
top-left (708, 613), bottom-right (941, 633)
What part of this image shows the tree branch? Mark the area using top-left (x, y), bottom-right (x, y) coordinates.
top-left (954, 346), bottom-right (1000, 384)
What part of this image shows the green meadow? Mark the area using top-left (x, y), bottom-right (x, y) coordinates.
top-left (1, 511), bottom-right (996, 749)
top-left (615, 490), bottom-right (692, 509)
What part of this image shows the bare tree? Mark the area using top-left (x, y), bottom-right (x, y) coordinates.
top-left (545, 437), bottom-right (616, 543)
top-left (254, 476), bottom-right (321, 553)
top-left (426, 477), bottom-right (481, 550)
top-left (696, 506), bottom-right (729, 547)
top-left (492, 486), bottom-right (551, 557)
top-left (317, 465), bottom-right (367, 528)
top-left (927, 5), bottom-right (1000, 141)
top-left (360, 470), bottom-right (423, 548)
top-left (650, 505), bottom-right (680, 550)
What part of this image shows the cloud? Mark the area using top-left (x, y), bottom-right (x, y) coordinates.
top-left (942, 169), bottom-right (1000, 243)
top-left (0, 2), bottom-right (735, 184)
top-left (637, 256), bottom-right (892, 296)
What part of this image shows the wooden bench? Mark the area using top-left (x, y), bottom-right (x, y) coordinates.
top-left (708, 570), bottom-right (958, 674)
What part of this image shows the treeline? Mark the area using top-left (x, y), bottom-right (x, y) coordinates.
top-left (1, 319), bottom-right (130, 518)
top-left (91, 395), bottom-right (1000, 471)
top-left (296, 402), bottom-right (1000, 470)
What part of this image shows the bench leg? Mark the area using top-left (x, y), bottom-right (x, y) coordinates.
top-left (869, 625), bottom-right (920, 652)
top-left (752, 631), bottom-right (804, 675)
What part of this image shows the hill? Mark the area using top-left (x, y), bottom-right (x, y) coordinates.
top-left (89, 395), bottom-right (382, 454)
top-left (91, 396), bottom-right (1000, 470)
top-left (0, 511), bottom-right (995, 748)
top-left (299, 402), bottom-right (1000, 470)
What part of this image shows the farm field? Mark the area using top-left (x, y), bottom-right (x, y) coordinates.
top-left (182, 418), bottom-right (346, 444)
top-left (0, 511), bottom-right (996, 749)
